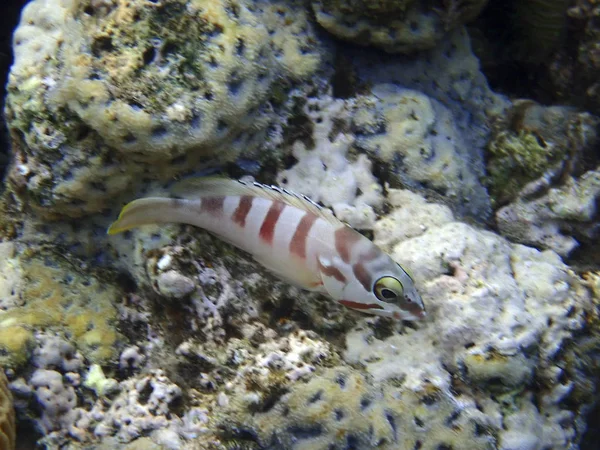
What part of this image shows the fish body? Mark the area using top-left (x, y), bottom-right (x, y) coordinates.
top-left (108, 178), bottom-right (425, 321)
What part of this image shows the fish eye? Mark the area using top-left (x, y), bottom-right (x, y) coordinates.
top-left (380, 288), bottom-right (396, 299)
top-left (374, 276), bottom-right (404, 302)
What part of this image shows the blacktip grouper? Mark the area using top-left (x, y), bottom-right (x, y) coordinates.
top-left (108, 178), bottom-right (425, 321)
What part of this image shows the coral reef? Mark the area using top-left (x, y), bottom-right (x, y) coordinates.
top-left (276, 95), bottom-right (384, 230)
top-left (2, 0), bottom-right (600, 448)
top-left (312, 0), bottom-right (488, 53)
top-left (496, 167), bottom-right (600, 258)
top-left (485, 99), bottom-right (599, 207)
top-left (349, 28), bottom-right (509, 219)
top-left (224, 188), bottom-right (598, 449)
top-left (353, 84), bottom-right (485, 217)
top-left (0, 370), bottom-right (16, 450)
top-left (0, 246), bottom-right (121, 368)
top-left (276, 81), bottom-right (491, 225)
top-left (244, 367), bottom-right (495, 449)
top-left (4, 0), bottom-right (321, 218)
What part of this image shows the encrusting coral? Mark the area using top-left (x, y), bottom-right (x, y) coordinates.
top-left (4, 0), bottom-right (321, 219)
top-left (0, 245), bottom-right (121, 369)
top-left (311, 0), bottom-right (488, 53)
top-left (220, 188), bottom-right (599, 449)
top-left (2, 0), bottom-right (600, 448)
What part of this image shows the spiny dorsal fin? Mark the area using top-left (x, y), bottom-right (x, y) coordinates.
top-left (170, 177), bottom-right (341, 225)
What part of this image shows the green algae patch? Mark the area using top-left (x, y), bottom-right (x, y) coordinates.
top-left (485, 100), bottom-right (598, 207)
top-left (0, 247), bottom-right (122, 369)
top-left (486, 130), bottom-right (560, 206)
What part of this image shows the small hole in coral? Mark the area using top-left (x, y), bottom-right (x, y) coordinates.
top-left (421, 393), bottom-right (438, 405)
top-left (161, 41), bottom-right (178, 58)
top-left (307, 389), bottom-right (323, 404)
top-left (288, 424), bottom-right (323, 440)
top-left (446, 409), bottom-right (461, 426)
top-left (414, 416), bottom-right (424, 427)
top-left (170, 154), bottom-right (187, 165)
top-left (225, 3), bottom-right (240, 18)
top-left (142, 46), bottom-right (156, 65)
top-left (228, 78), bottom-right (243, 96)
top-left (346, 435), bottom-right (359, 449)
top-left (335, 374), bottom-right (346, 388)
top-left (217, 120), bottom-right (228, 133)
top-left (152, 125), bottom-right (169, 139)
top-left (474, 423), bottom-right (487, 436)
top-left (360, 397), bottom-right (371, 411)
top-left (410, 21), bottom-right (419, 32)
top-left (235, 38), bottom-right (245, 56)
top-left (334, 409), bottom-right (344, 421)
top-left (190, 114), bottom-right (202, 129)
top-left (89, 181), bottom-right (106, 192)
top-left (123, 132), bottom-right (137, 144)
top-left (91, 36), bottom-right (114, 57)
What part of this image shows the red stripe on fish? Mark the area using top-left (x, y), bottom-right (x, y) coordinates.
top-left (201, 196), bottom-right (224, 216)
top-left (232, 195), bottom-right (253, 227)
top-left (352, 262), bottom-right (372, 292)
top-left (334, 227), bottom-right (362, 264)
top-left (290, 212), bottom-right (317, 259)
top-left (259, 201), bottom-right (285, 244)
top-left (338, 299), bottom-right (383, 310)
top-left (317, 258), bottom-right (347, 283)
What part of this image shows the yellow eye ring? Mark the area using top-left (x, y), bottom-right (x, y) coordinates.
top-left (374, 276), bottom-right (404, 302)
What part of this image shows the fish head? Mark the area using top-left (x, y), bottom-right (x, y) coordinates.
top-left (318, 254), bottom-right (425, 321)
top-left (368, 263), bottom-right (426, 321)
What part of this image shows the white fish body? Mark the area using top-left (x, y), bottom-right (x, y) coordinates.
top-left (108, 178), bottom-right (425, 321)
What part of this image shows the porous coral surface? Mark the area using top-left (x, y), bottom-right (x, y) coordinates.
top-left (5, 0), bottom-right (321, 218)
top-left (2, 0), bottom-right (600, 449)
top-left (312, 0), bottom-right (488, 53)
top-left (223, 189), bottom-right (597, 449)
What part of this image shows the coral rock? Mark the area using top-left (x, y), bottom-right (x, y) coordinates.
top-left (0, 370), bottom-right (16, 450)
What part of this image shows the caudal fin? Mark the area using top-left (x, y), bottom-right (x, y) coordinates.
top-left (107, 197), bottom-right (176, 235)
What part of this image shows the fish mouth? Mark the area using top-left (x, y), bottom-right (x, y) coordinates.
top-left (393, 309), bottom-right (426, 321)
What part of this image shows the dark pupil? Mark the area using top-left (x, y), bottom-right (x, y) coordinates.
top-left (380, 288), bottom-right (396, 299)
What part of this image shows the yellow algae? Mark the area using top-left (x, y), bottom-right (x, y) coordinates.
top-left (0, 248), bottom-right (121, 369)
top-left (0, 326), bottom-right (33, 367)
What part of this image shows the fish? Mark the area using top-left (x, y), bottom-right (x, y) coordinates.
top-left (107, 178), bottom-right (426, 321)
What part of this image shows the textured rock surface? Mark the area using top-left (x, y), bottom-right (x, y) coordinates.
top-left (353, 84), bottom-right (485, 218)
top-left (0, 246), bottom-right (121, 368)
top-left (312, 0), bottom-right (488, 53)
top-left (2, 0), bottom-right (600, 448)
top-left (485, 100), bottom-right (598, 207)
top-left (0, 370), bottom-right (16, 450)
top-left (349, 28), bottom-right (509, 219)
top-left (276, 95), bottom-right (384, 230)
top-left (223, 189), bottom-right (598, 449)
top-left (496, 167), bottom-right (600, 258)
top-left (4, 0), bottom-right (321, 218)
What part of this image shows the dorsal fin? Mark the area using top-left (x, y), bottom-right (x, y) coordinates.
top-left (170, 177), bottom-right (341, 225)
